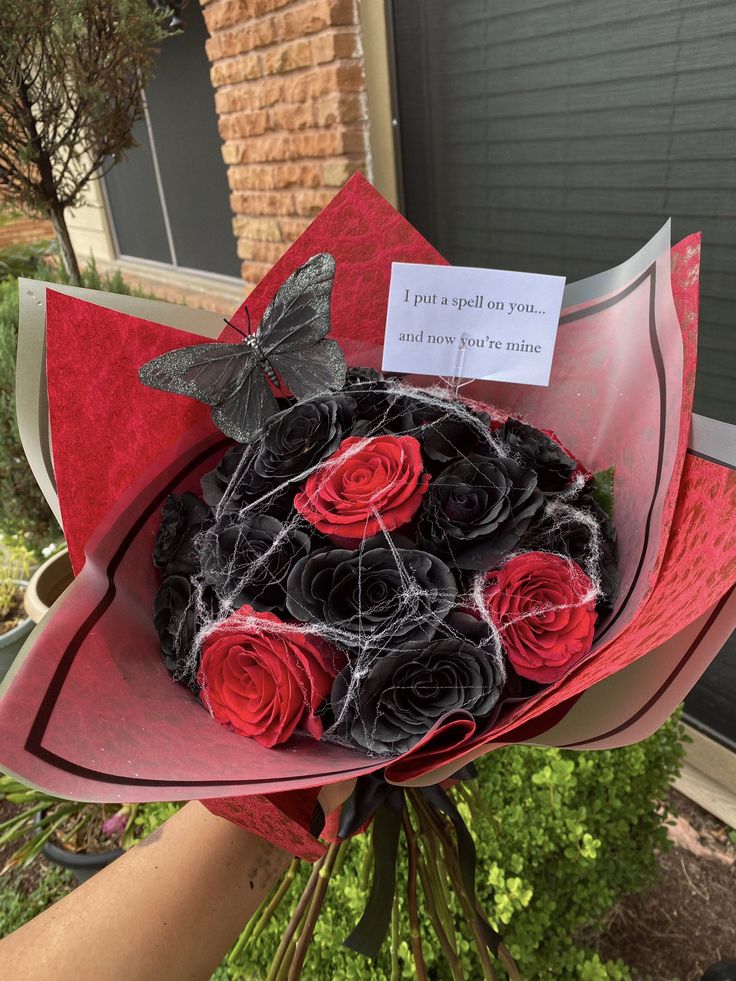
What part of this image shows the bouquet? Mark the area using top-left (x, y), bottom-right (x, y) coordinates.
top-left (3, 175), bottom-right (736, 977)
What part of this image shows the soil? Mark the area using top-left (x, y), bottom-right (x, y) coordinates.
top-left (0, 800), bottom-right (54, 897)
top-left (0, 798), bottom-right (122, 873)
top-left (45, 803), bottom-right (123, 854)
top-left (593, 790), bottom-right (736, 981)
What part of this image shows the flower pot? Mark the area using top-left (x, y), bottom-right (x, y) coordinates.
top-left (41, 837), bottom-right (124, 884)
top-left (0, 584), bottom-right (34, 684)
top-left (34, 812), bottom-right (123, 884)
top-left (24, 547), bottom-right (73, 624)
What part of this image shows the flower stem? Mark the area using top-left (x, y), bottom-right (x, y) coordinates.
top-left (265, 853), bottom-right (325, 981)
top-left (230, 858), bottom-right (300, 963)
top-left (498, 943), bottom-right (523, 981)
top-left (402, 810), bottom-right (428, 981)
top-left (415, 837), bottom-right (465, 981)
top-left (411, 792), bottom-right (499, 981)
top-left (287, 840), bottom-right (342, 981)
top-left (390, 891), bottom-right (400, 981)
top-left (359, 835), bottom-right (374, 891)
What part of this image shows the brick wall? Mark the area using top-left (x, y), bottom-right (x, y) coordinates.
top-left (0, 215), bottom-right (54, 250)
top-left (200, 0), bottom-right (370, 287)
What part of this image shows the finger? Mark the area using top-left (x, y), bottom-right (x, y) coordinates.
top-left (317, 778), bottom-right (356, 816)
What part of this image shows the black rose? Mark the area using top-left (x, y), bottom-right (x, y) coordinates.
top-left (201, 514), bottom-right (311, 613)
top-left (153, 575), bottom-right (199, 690)
top-left (417, 454), bottom-right (543, 570)
top-left (344, 367), bottom-right (414, 436)
top-left (201, 443), bottom-right (290, 518)
top-left (525, 491), bottom-right (619, 615)
top-left (330, 614), bottom-right (504, 755)
top-left (405, 396), bottom-right (494, 467)
top-left (253, 393), bottom-right (356, 482)
top-left (501, 418), bottom-right (576, 494)
top-left (286, 541), bottom-right (457, 650)
top-left (153, 492), bottom-right (211, 576)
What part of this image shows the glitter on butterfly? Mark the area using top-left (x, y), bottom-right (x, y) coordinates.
top-left (138, 253), bottom-right (347, 443)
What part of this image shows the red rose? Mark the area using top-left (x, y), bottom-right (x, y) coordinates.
top-left (294, 435), bottom-right (430, 541)
top-left (482, 552), bottom-right (596, 683)
top-left (198, 606), bottom-right (337, 748)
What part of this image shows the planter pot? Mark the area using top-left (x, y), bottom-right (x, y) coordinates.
top-left (24, 547), bottom-right (73, 624)
top-left (41, 838), bottom-right (124, 884)
top-left (0, 585), bottom-right (34, 684)
top-left (34, 812), bottom-right (123, 884)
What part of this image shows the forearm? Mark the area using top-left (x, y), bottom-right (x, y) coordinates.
top-left (0, 801), bottom-right (290, 981)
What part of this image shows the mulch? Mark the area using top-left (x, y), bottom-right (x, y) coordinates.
top-left (593, 790), bottom-right (736, 981)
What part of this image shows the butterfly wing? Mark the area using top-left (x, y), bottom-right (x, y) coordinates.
top-left (259, 253), bottom-right (336, 355)
top-left (139, 342), bottom-right (256, 407)
top-left (268, 339), bottom-right (347, 401)
top-left (211, 369), bottom-right (279, 443)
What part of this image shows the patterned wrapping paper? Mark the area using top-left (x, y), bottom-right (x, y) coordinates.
top-left (1, 175), bottom-right (735, 827)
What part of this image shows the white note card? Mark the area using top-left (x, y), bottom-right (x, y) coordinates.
top-left (382, 262), bottom-right (566, 386)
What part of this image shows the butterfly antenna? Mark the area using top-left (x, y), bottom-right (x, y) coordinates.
top-left (223, 317), bottom-right (248, 340)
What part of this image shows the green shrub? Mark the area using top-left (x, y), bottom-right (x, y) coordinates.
top-left (0, 716), bottom-right (686, 977)
top-left (0, 276), bottom-right (56, 554)
top-left (0, 241), bottom-right (57, 283)
top-left (219, 712), bottom-right (685, 980)
top-left (0, 256), bottom-right (146, 555)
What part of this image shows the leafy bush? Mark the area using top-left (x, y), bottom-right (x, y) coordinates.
top-left (218, 712), bottom-right (685, 981)
top-left (0, 241), bottom-right (57, 283)
top-left (0, 255), bottom-right (144, 555)
top-left (0, 716), bottom-right (685, 976)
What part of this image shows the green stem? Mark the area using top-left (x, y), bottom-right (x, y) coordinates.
top-left (390, 891), bottom-right (400, 981)
top-left (333, 835), bottom-right (350, 878)
top-left (421, 817), bottom-right (458, 943)
top-left (265, 854), bottom-right (325, 981)
top-left (287, 841), bottom-right (342, 981)
top-left (411, 793), bottom-right (498, 981)
top-left (498, 943), bottom-right (523, 981)
top-left (251, 859), bottom-right (300, 943)
top-left (415, 839), bottom-right (465, 981)
top-left (229, 859), bottom-right (300, 964)
top-left (359, 836), bottom-right (374, 891)
top-left (0, 802), bottom-right (48, 838)
top-left (401, 811), bottom-right (428, 981)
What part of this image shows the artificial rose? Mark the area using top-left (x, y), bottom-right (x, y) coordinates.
top-left (294, 435), bottom-right (430, 541)
top-left (330, 612), bottom-right (504, 756)
top-left (286, 541), bottom-right (457, 650)
top-left (482, 551), bottom-right (596, 683)
top-left (405, 395), bottom-right (494, 467)
top-left (153, 575), bottom-right (219, 691)
top-left (524, 489), bottom-right (619, 615)
top-left (343, 367), bottom-right (414, 436)
top-left (500, 418), bottom-right (577, 494)
top-left (253, 393), bottom-right (356, 482)
top-left (201, 513), bottom-right (311, 613)
top-left (201, 443), bottom-right (279, 513)
top-left (198, 606), bottom-right (337, 747)
top-left (152, 492), bottom-right (211, 576)
top-left (417, 454), bottom-right (543, 570)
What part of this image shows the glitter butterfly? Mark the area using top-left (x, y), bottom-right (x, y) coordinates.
top-left (138, 253), bottom-right (346, 442)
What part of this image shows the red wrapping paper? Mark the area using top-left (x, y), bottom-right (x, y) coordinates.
top-left (2, 175), bottom-right (735, 836)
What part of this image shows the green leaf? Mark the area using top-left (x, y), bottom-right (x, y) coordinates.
top-left (590, 466), bottom-right (615, 520)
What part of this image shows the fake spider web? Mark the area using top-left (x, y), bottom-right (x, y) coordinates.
top-left (164, 378), bottom-right (610, 758)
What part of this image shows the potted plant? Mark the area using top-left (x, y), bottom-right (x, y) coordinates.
top-left (0, 776), bottom-right (181, 883)
top-left (0, 775), bottom-right (130, 883)
top-left (0, 535), bottom-right (35, 684)
top-left (24, 543), bottom-right (73, 624)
